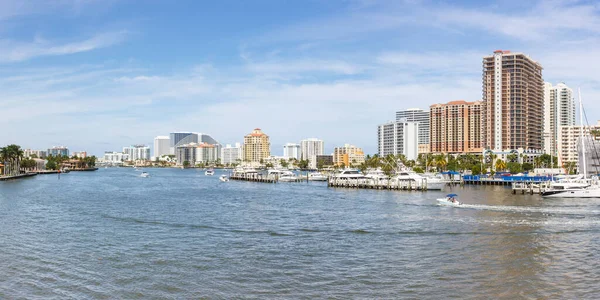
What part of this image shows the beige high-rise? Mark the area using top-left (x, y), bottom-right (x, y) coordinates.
top-left (243, 128), bottom-right (270, 163)
top-left (482, 50), bottom-right (544, 151)
top-left (430, 100), bottom-right (483, 153)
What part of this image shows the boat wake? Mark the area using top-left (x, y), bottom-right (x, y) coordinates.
top-left (453, 203), bottom-right (600, 216)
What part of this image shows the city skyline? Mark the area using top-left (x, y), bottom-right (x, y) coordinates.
top-left (1, 1), bottom-right (600, 155)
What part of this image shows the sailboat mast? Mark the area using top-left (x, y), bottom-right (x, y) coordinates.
top-left (579, 88), bottom-right (587, 179)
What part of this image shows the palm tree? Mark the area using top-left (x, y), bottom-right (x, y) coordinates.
top-left (435, 154), bottom-right (447, 172)
top-left (495, 159), bottom-right (507, 172)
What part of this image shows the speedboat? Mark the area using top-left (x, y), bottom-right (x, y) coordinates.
top-left (205, 169), bottom-right (215, 176)
top-left (308, 172), bottom-right (328, 181)
top-left (140, 172), bottom-right (150, 178)
top-left (436, 194), bottom-right (461, 206)
top-left (219, 174), bottom-right (229, 182)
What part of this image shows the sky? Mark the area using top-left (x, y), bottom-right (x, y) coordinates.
top-left (1, 0), bottom-right (599, 156)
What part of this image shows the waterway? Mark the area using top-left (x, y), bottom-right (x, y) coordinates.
top-left (0, 168), bottom-right (599, 298)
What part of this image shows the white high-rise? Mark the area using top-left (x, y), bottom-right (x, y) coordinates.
top-left (543, 82), bottom-right (575, 158)
top-left (123, 145), bottom-right (151, 161)
top-left (221, 143), bottom-right (243, 165)
top-left (377, 120), bottom-right (419, 160)
top-left (300, 138), bottom-right (324, 169)
top-left (153, 136), bottom-right (170, 158)
top-left (283, 143), bottom-right (301, 160)
top-left (395, 108), bottom-right (429, 153)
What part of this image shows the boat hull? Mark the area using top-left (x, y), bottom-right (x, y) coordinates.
top-left (436, 198), bottom-right (461, 206)
top-left (542, 188), bottom-right (600, 198)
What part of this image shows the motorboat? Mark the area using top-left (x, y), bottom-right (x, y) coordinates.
top-left (364, 168), bottom-right (388, 181)
top-left (205, 169), bottom-right (215, 176)
top-left (269, 170), bottom-right (299, 182)
top-left (308, 172), bottom-right (328, 181)
top-left (140, 172), bottom-right (150, 178)
top-left (542, 184), bottom-right (600, 198)
top-left (332, 169), bottom-right (365, 180)
top-left (219, 174), bottom-right (229, 182)
top-left (393, 171), bottom-right (445, 190)
top-left (436, 194), bottom-right (461, 206)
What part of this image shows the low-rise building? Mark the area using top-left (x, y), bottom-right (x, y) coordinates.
top-left (123, 145), bottom-right (151, 161)
top-left (176, 142), bottom-right (220, 166)
top-left (24, 149), bottom-right (47, 159)
top-left (48, 146), bottom-right (69, 157)
top-left (103, 151), bottom-right (130, 162)
top-left (333, 144), bottom-right (365, 167)
top-left (315, 155), bottom-right (334, 168)
top-left (72, 151), bottom-right (87, 158)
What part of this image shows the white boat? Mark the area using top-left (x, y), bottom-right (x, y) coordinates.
top-left (219, 175), bottom-right (229, 182)
top-left (308, 172), bottom-right (328, 181)
top-left (332, 169), bottom-right (365, 180)
top-left (269, 170), bottom-right (299, 182)
top-left (140, 172), bottom-right (150, 178)
top-left (205, 169), bottom-right (215, 176)
top-left (364, 168), bottom-right (388, 181)
top-left (393, 171), bottom-right (445, 190)
top-left (436, 194), bottom-right (461, 206)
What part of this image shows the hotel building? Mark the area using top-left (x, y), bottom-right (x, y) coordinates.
top-left (377, 120), bottom-right (419, 160)
top-left (154, 136), bottom-right (171, 158)
top-left (333, 144), bottom-right (365, 167)
top-left (430, 100), bottom-right (483, 154)
top-left (482, 50), bottom-right (544, 151)
top-left (543, 82), bottom-right (575, 157)
top-left (396, 108), bottom-right (430, 153)
top-left (243, 128), bottom-right (270, 163)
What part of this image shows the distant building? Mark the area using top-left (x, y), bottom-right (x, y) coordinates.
top-left (396, 108), bottom-right (430, 153)
top-left (24, 149), bottom-right (47, 159)
top-left (48, 146), bottom-right (69, 157)
top-left (221, 143), bottom-right (243, 165)
top-left (72, 151), bottom-right (87, 158)
top-left (176, 142), bottom-right (220, 166)
top-left (315, 155), bottom-right (333, 168)
top-left (283, 143), bottom-right (301, 160)
top-left (243, 128), bottom-right (270, 163)
top-left (300, 138), bottom-right (324, 169)
top-left (333, 144), bottom-right (365, 167)
top-left (169, 132), bottom-right (198, 154)
top-left (104, 151), bottom-right (130, 162)
top-left (543, 82), bottom-right (575, 156)
top-left (578, 136), bottom-right (600, 177)
top-left (558, 120), bottom-right (600, 170)
top-left (483, 50), bottom-right (544, 151)
top-left (430, 100), bottom-right (483, 154)
top-left (154, 136), bottom-right (170, 158)
top-left (123, 145), bottom-right (151, 161)
top-left (377, 120), bottom-right (419, 160)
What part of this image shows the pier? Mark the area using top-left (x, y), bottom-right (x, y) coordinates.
top-left (0, 173), bottom-right (38, 181)
top-left (327, 178), bottom-right (430, 191)
top-left (511, 182), bottom-right (551, 194)
top-left (230, 173), bottom-right (276, 183)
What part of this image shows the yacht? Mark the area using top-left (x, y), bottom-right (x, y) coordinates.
top-left (268, 169), bottom-right (299, 182)
top-left (219, 174), bottom-right (229, 182)
top-left (205, 169), bottom-right (215, 176)
top-left (140, 172), bottom-right (150, 178)
top-left (332, 169), bottom-right (365, 180)
top-left (392, 171), bottom-right (445, 190)
top-left (308, 172), bottom-right (328, 181)
top-left (542, 184), bottom-right (600, 198)
top-left (364, 169), bottom-right (388, 181)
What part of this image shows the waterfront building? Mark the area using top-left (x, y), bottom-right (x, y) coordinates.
top-left (396, 108), bottom-right (429, 153)
top-left (543, 82), bottom-right (575, 157)
top-left (123, 145), bottom-right (151, 161)
top-left (315, 155), bottom-right (334, 168)
top-left (243, 128), bottom-right (270, 163)
top-left (377, 120), bottom-right (419, 160)
top-left (175, 142), bottom-right (219, 166)
top-left (24, 149), bottom-right (47, 159)
top-left (300, 138), bottom-right (324, 169)
top-left (283, 143), bottom-right (301, 160)
top-left (72, 151), bottom-right (87, 158)
top-left (221, 143), bottom-right (243, 165)
top-left (169, 132), bottom-right (198, 154)
top-left (558, 120), bottom-right (600, 171)
top-left (103, 151), bottom-right (130, 162)
top-left (48, 146), bottom-right (69, 157)
top-left (482, 50), bottom-right (544, 151)
top-left (578, 136), bottom-right (600, 177)
top-left (154, 136), bottom-right (170, 158)
top-left (333, 144), bottom-right (365, 167)
top-left (430, 100), bottom-right (483, 154)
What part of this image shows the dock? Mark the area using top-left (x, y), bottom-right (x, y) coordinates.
top-left (230, 173), bottom-right (276, 183)
top-left (0, 173), bottom-right (38, 181)
top-left (511, 182), bottom-right (551, 194)
top-left (327, 178), bottom-right (430, 191)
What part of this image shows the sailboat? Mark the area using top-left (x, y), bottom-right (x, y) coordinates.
top-left (543, 88), bottom-right (600, 198)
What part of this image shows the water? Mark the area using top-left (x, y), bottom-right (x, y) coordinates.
top-left (1, 168), bottom-right (599, 299)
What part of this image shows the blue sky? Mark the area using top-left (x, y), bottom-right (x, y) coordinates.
top-left (1, 0), bottom-right (599, 156)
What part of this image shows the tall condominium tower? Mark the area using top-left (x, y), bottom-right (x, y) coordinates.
top-left (396, 108), bottom-right (430, 153)
top-left (243, 128), bottom-right (270, 163)
top-left (430, 100), bottom-right (483, 154)
top-left (300, 138), bottom-right (324, 168)
top-left (282, 143), bottom-right (301, 160)
top-left (543, 82), bottom-right (575, 156)
top-left (169, 132), bottom-right (198, 154)
top-left (482, 50), bottom-right (544, 151)
top-left (153, 136), bottom-right (170, 158)
top-left (377, 120), bottom-right (419, 160)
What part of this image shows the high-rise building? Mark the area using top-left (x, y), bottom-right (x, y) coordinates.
top-left (578, 136), bottom-right (600, 178)
top-left (175, 142), bottom-right (219, 166)
top-left (482, 50), bottom-right (544, 151)
top-left (300, 138), bottom-right (324, 169)
top-left (396, 108), bottom-right (430, 153)
top-left (169, 132), bottom-right (198, 154)
top-left (430, 100), bottom-right (483, 154)
top-left (333, 144), bottom-right (365, 167)
top-left (221, 143), bottom-right (243, 165)
top-left (543, 82), bottom-right (575, 156)
top-left (48, 146), bottom-right (69, 157)
top-left (154, 136), bottom-right (170, 158)
top-left (558, 120), bottom-right (600, 171)
top-left (103, 151), bottom-right (130, 162)
top-left (283, 143), bottom-right (301, 160)
top-left (123, 145), bottom-right (151, 161)
top-left (243, 128), bottom-right (270, 163)
top-left (377, 120), bottom-right (419, 160)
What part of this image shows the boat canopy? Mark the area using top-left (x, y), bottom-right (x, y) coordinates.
top-left (446, 194), bottom-right (458, 197)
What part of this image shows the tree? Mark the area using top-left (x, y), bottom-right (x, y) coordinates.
top-left (317, 159), bottom-right (325, 171)
top-left (563, 161), bottom-right (577, 175)
top-left (495, 159), bottom-right (507, 172)
top-left (183, 161), bottom-right (190, 168)
top-left (280, 159), bottom-right (289, 168)
top-left (413, 167), bottom-right (424, 173)
top-left (435, 154), bottom-right (447, 172)
top-left (471, 163), bottom-right (482, 175)
top-left (507, 162), bottom-right (522, 174)
top-left (358, 162), bottom-right (368, 174)
top-left (522, 163), bottom-right (534, 172)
